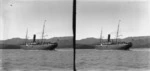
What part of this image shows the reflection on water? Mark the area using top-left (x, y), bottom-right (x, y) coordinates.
top-left (0, 49), bottom-right (73, 71)
top-left (76, 48), bottom-right (150, 71)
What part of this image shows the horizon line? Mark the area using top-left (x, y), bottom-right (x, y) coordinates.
top-left (76, 35), bottom-right (150, 40)
top-left (0, 36), bottom-right (73, 41)
top-left (1, 35), bottom-right (150, 41)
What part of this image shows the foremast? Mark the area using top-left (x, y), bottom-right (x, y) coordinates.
top-left (100, 28), bottom-right (103, 44)
top-left (25, 28), bottom-right (28, 44)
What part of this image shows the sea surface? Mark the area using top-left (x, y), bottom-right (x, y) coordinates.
top-left (0, 49), bottom-right (73, 71)
top-left (76, 48), bottom-right (150, 71)
top-left (0, 48), bottom-right (150, 71)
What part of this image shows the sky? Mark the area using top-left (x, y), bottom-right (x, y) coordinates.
top-left (76, 0), bottom-right (150, 40)
top-left (1, 0), bottom-right (150, 40)
top-left (1, 0), bottom-right (73, 40)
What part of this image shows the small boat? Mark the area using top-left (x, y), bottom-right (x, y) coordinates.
top-left (20, 20), bottom-right (58, 50)
top-left (95, 20), bottom-right (132, 50)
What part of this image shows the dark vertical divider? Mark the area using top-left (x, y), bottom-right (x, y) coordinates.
top-left (73, 0), bottom-right (77, 71)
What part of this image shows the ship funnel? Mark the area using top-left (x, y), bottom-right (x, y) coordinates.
top-left (108, 34), bottom-right (111, 42)
top-left (33, 34), bottom-right (36, 42)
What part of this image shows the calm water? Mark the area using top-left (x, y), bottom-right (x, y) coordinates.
top-left (76, 48), bottom-right (150, 71)
top-left (0, 48), bottom-right (150, 71)
top-left (0, 49), bottom-right (73, 71)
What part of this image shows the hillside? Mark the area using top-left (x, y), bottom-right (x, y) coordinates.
top-left (76, 37), bottom-right (99, 45)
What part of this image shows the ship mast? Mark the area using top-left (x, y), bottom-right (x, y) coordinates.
top-left (116, 20), bottom-right (121, 43)
top-left (41, 20), bottom-right (46, 44)
top-left (25, 28), bottom-right (28, 44)
top-left (100, 28), bottom-right (103, 44)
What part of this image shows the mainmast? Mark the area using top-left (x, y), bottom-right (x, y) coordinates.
top-left (100, 28), bottom-right (103, 44)
top-left (25, 28), bottom-right (28, 44)
top-left (116, 20), bottom-right (121, 43)
top-left (41, 20), bottom-right (46, 43)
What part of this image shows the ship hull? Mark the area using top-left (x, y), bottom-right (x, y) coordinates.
top-left (95, 43), bottom-right (132, 50)
top-left (20, 43), bottom-right (58, 50)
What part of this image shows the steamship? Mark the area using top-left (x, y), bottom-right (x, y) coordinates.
top-left (20, 20), bottom-right (58, 50)
top-left (95, 20), bottom-right (132, 50)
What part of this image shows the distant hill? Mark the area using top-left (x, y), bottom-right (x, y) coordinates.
top-left (0, 36), bottom-right (73, 49)
top-left (76, 37), bottom-right (99, 45)
top-left (3, 38), bottom-right (25, 45)
top-left (76, 36), bottom-right (150, 49)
